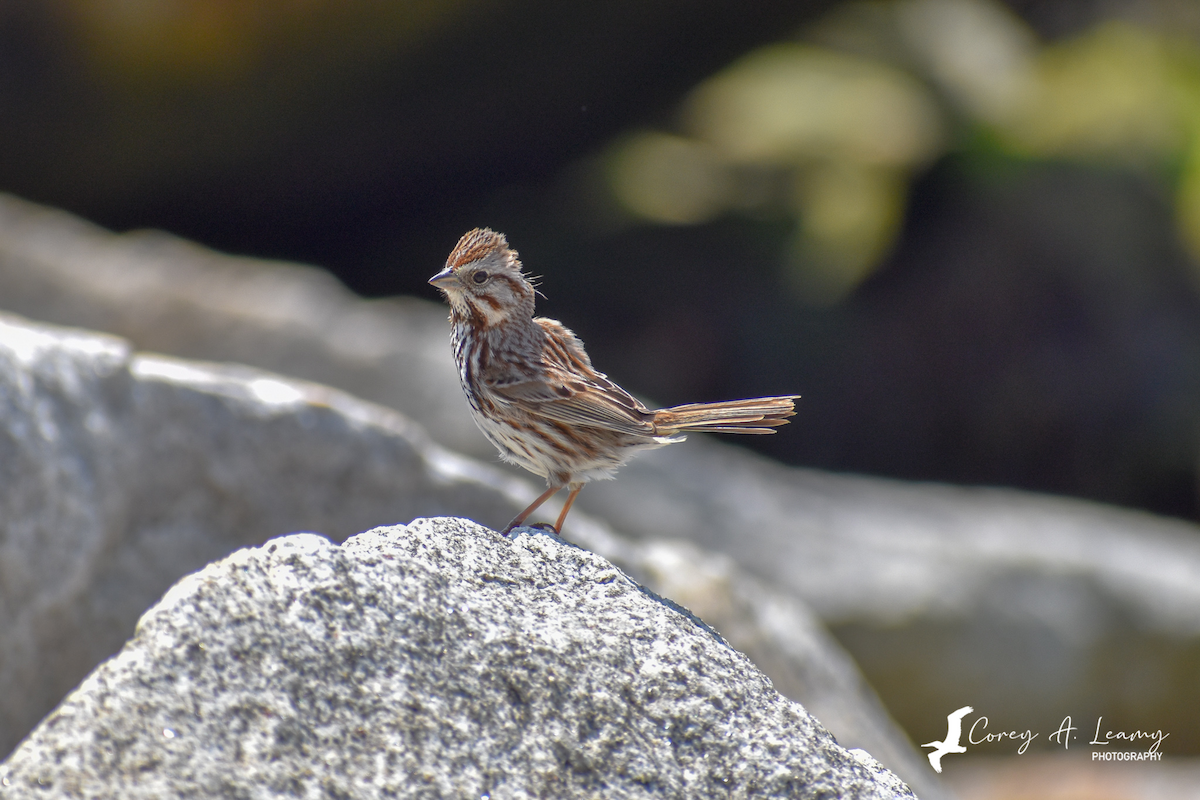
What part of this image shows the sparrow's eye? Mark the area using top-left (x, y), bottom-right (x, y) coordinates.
top-left (472, 270), bottom-right (489, 284)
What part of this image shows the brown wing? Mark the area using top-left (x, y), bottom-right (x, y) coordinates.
top-left (485, 318), bottom-right (657, 437)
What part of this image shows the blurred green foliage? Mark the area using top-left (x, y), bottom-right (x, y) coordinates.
top-left (603, 0), bottom-right (1200, 304)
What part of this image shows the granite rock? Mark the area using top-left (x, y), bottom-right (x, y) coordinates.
top-left (582, 441), bottom-right (1200, 751)
top-left (0, 518), bottom-right (915, 799)
top-left (6, 191), bottom-right (1200, 757)
top-left (0, 193), bottom-right (477, 456)
top-left (0, 311), bottom-right (942, 797)
top-left (0, 312), bottom-right (512, 760)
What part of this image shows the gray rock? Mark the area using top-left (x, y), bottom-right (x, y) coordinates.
top-left (601, 538), bottom-right (943, 798)
top-left (0, 192), bottom-right (480, 458)
top-left (0, 518), bottom-right (915, 799)
top-left (582, 442), bottom-right (1200, 752)
top-left (0, 312), bottom-right (940, 797)
top-left (8, 190), bottom-right (1200, 760)
top-left (9, 188), bottom-right (1200, 762)
top-left (0, 312), bottom-right (512, 761)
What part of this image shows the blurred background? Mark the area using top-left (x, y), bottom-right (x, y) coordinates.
top-left (4, 0), bottom-right (1200, 521)
top-left (6, 2), bottom-right (1200, 796)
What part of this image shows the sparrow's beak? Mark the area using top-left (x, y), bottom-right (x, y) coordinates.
top-left (428, 268), bottom-right (457, 291)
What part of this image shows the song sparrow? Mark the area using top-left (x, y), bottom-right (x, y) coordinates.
top-left (429, 228), bottom-right (798, 534)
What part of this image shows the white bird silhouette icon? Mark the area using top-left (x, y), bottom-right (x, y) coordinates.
top-left (923, 706), bottom-right (974, 773)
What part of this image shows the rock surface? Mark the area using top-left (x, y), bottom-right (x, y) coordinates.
top-left (0, 311), bottom-right (512, 761)
top-left (584, 442), bottom-right (1200, 751)
top-left (0, 193), bottom-right (475, 455)
top-left (0, 311), bottom-right (942, 797)
top-left (3, 193), bottom-right (1199, 758)
top-left (0, 518), bottom-right (915, 799)
top-left (10, 194), bottom-right (1200, 784)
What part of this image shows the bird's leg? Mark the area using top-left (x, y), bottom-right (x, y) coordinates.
top-left (502, 485), bottom-right (562, 534)
top-left (552, 484), bottom-right (583, 533)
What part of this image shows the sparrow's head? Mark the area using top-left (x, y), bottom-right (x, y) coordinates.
top-left (429, 228), bottom-right (535, 326)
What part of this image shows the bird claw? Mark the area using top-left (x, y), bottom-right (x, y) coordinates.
top-left (501, 521), bottom-right (560, 539)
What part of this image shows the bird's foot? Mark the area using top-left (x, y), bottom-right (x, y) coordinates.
top-left (501, 521), bottom-right (559, 537)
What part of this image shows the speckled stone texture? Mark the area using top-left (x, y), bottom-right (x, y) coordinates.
top-left (0, 311), bottom-right (939, 797)
top-left (0, 311), bottom-right (519, 762)
top-left (4, 195), bottom-right (1200, 758)
top-left (0, 518), bottom-right (913, 799)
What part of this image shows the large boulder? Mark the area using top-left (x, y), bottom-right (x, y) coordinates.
top-left (2, 194), bottom-right (1199, 760)
top-left (0, 193), bottom-right (477, 456)
top-left (0, 312), bottom-right (942, 797)
top-left (585, 442), bottom-right (1200, 752)
top-left (0, 312), bottom-right (501, 760)
top-left (0, 518), bottom-right (914, 799)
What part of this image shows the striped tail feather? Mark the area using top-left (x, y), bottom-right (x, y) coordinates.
top-left (653, 395), bottom-right (799, 435)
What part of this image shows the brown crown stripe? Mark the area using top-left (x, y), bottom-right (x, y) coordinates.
top-left (448, 228), bottom-right (513, 270)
